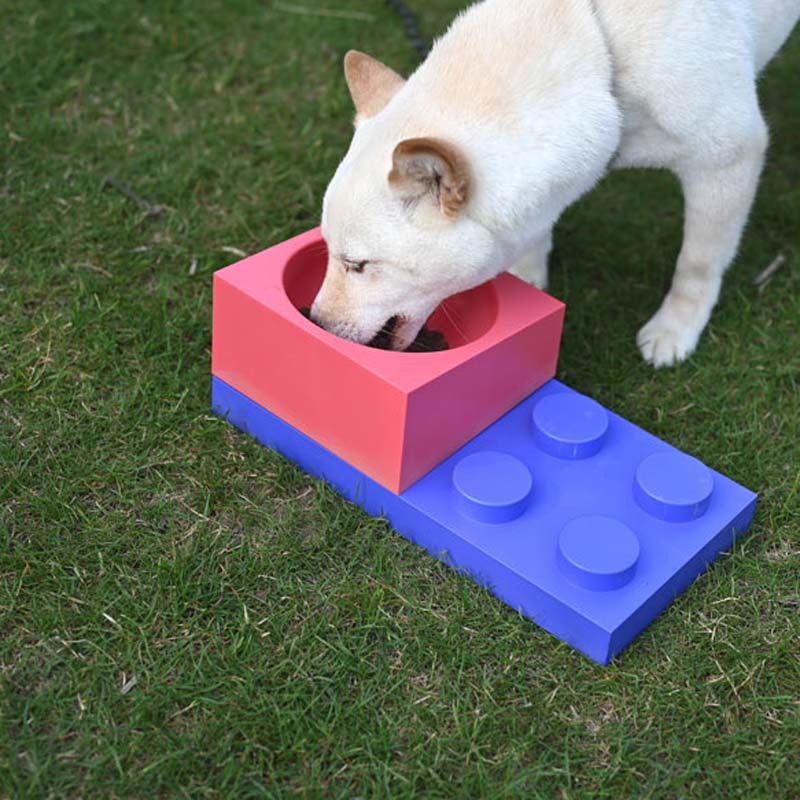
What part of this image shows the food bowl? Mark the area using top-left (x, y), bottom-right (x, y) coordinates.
top-left (212, 228), bottom-right (564, 492)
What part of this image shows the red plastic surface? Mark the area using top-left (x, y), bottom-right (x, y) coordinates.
top-left (211, 228), bottom-right (564, 492)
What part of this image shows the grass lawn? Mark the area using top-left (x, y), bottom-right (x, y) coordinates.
top-left (2, 1), bottom-right (798, 797)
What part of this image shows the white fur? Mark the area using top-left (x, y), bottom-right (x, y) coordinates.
top-left (313, 0), bottom-right (799, 363)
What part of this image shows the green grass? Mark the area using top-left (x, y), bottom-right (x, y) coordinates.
top-left (1, 1), bottom-right (798, 797)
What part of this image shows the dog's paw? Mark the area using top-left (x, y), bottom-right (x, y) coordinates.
top-left (637, 309), bottom-right (701, 368)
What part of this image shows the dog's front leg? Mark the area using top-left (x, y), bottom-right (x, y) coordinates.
top-left (508, 229), bottom-right (553, 290)
top-left (637, 123), bottom-right (768, 367)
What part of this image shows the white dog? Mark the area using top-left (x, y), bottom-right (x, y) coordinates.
top-left (311, 0), bottom-right (799, 366)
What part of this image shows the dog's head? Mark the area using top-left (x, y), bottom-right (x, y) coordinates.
top-left (311, 51), bottom-right (498, 350)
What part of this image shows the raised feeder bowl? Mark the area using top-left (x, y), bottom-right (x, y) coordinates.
top-left (212, 228), bottom-right (564, 493)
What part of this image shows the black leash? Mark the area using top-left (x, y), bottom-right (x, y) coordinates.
top-left (384, 0), bottom-right (429, 60)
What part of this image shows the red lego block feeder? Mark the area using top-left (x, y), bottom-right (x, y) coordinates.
top-left (212, 228), bottom-right (564, 493)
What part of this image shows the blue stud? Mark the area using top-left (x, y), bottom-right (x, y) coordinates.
top-left (634, 451), bottom-right (714, 522)
top-left (557, 516), bottom-right (640, 591)
top-left (452, 451), bottom-right (533, 523)
top-left (532, 392), bottom-right (609, 459)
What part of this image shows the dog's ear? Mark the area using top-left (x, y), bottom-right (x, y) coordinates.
top-left (389, 137), bottom-right (470, 219)
top-left (344, 50), bottom-right (405, 125)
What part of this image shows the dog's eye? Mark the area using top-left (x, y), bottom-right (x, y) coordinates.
top-left (343, 259), bottom-right (369, 274)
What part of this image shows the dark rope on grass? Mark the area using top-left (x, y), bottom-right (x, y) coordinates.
top-left (384, 0), bottom-right (429, 60)
top-left (101, 175), bottom-right (164, 218)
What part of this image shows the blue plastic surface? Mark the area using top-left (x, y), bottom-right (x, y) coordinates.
top-left (212, 376), bottom-right (757, 664)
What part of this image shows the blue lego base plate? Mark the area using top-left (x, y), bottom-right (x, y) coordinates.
top-left (212, 376), bottom-right (757, 665)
